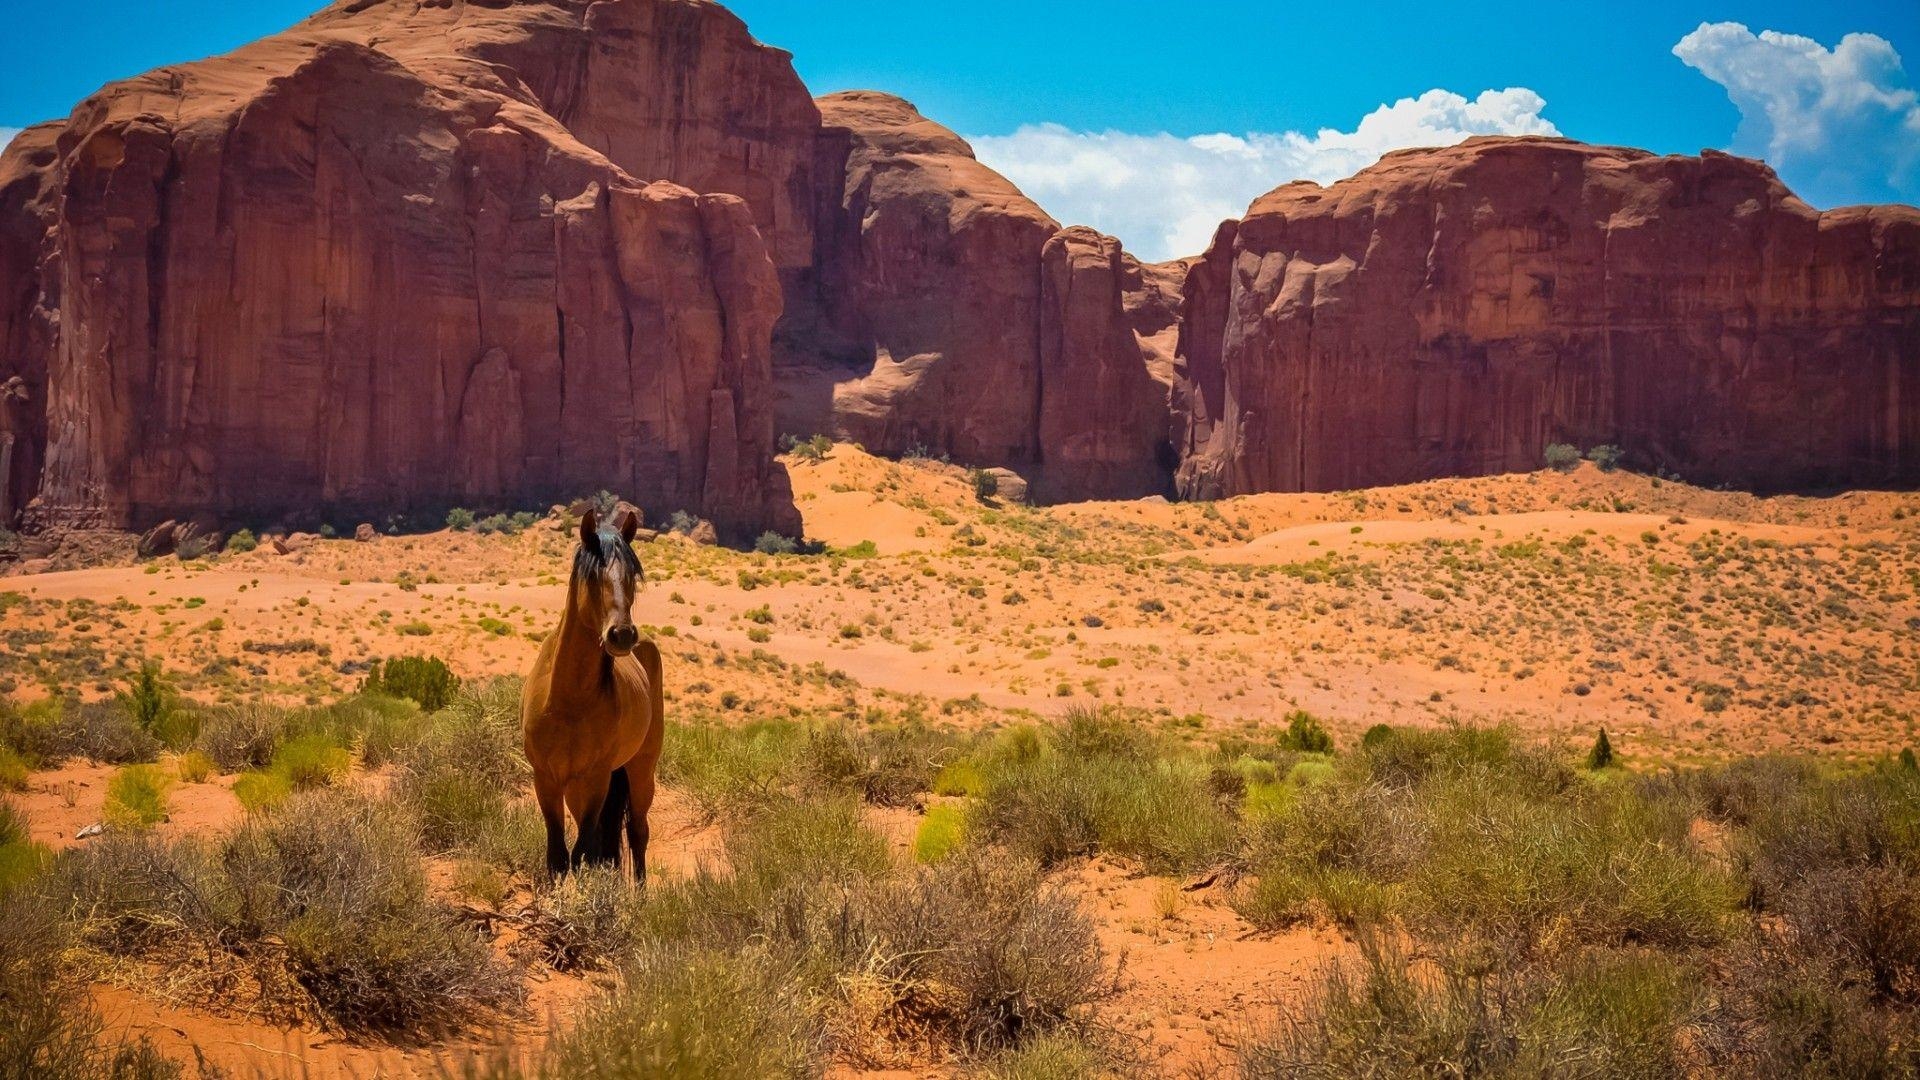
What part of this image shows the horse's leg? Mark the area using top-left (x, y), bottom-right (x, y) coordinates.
top-left (534, 776), bottom-right (569, 880)
top-left (626, 642), bottom-right (667, 884)
top-left (596, 768), bottom-right (630, 867)
top-left (564, 776), bottom-right (611, 872)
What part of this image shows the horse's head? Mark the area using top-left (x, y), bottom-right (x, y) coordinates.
top-left (571, 507), bottom-right (644, 656)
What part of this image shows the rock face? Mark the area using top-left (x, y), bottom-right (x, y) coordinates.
top-left (784, 91), bottom-right (1170, 497)
top-left (0, 0), bottom-right (804, 540)
top-left (1175, 138), bottom-right (1920, 497)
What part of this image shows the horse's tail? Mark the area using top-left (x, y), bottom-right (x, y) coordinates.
top-left (598, 766), bottom-right (631, 865)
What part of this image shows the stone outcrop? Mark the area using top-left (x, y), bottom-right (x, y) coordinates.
top-left (1175, 137), bottom-right (1920, 497)
top-left (0, 0), bottom-right (804, 540)
top-left (784, 91), bottom-right (1170, 496)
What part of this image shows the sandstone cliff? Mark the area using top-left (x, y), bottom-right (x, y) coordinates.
top-left (0, 0), bottom-right (807, 539)
top-left (786, 91), bottom-right (1170, 497)
top-left (1175, 138), bottom-right (1920, 497)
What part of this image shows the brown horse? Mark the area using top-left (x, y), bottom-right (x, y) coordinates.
top-left (521, 507), bottom-right (664, 878)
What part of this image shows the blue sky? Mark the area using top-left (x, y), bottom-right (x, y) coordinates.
top-left (2, 0), bottom-right (1915, 258)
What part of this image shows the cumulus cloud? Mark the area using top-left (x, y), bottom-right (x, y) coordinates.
top-left (970, 88), bottom-right (1559, 261)
top-left (1674, 22), bottom-right (1920, 206)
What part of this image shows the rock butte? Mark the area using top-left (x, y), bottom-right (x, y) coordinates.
top-left (0, 0), bottom-right (1914, 540)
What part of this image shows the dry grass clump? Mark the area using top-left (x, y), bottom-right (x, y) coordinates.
top-left (56, 789), bottom-right (520, 1037)
top-left (1241, 935), bottom-right (1700, 1079)
top-left (392, 679), bottom-right (537, 874)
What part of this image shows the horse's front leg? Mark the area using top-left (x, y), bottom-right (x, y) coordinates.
top-left (564, 775), bottom-right (612, 872)
top-left (534, 776), bottom-right (569, 880)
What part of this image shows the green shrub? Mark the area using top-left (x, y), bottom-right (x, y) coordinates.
top-left (1586, 444), bottom-right (1625, 472)
top-left (913, 804), bottom-right (967, 864)
top-left (270, 733), bottom-right (351, 791)
top-left (778, 433), bottom-right (833, 464)
top-left (363, 655), bottom-right (460, 712)
top-left (1277, 711), bottom-right (1333, 754)
top-left (224, 528), bottom-right (258, 553)
top-left (1544, 443), bottom-right (1583, 471)
top-left (0, 746), bottom-right (27, 792)
top-left (971, 468), bottom-right (999, 501)
top-left (660, 720), bottom-right (805, 818)
top-left (393, 680), bottom-right (532, 856)
top-left (173, 751), bottom-right (214, 784)
top-left (0, 800), bottom-right (51, 896)
top-left (1588, 727), bottom-right (1615, 770)
top-left (755, 531), bottom-right (798, 555)
top-left (445, 507), bottom-right (476, 531)
top-left (975, 1031), bottom-right (1110, 1080)
top-left (102, 765), bottom-right (171, 829)
top-left (233, 769), bottom-right (292, 813)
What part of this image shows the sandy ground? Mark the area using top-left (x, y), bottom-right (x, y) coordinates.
top-left (4, 446), bottom-right (1918, 1075)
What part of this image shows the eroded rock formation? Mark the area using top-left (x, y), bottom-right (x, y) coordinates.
top-left (0, 0), bottom-right (806, 539)
top-left (1175, 138), bottom-right (1920, 498)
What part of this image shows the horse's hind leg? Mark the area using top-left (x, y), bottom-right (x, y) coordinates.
top-left (595, 768), bottom-right (630, 868)
top-left (535, 779), bottom-right (569, 880)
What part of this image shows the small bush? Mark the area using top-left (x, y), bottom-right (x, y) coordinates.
top-left (913, 804), bottom-right (967, 864)
top-left (1277, 711), bottom-right (1333, 754)
top-left (755, 531), bottom-right (798, 555)
top-left (1586, 444), bottom-right (1625, 472)
top-left (445, 507), bottom-right (476, 531)
top-left (393, 680), bottom-right (532, 855)
top-left (271, 733), bottom-right (352, 791)
top-left (971, 468), bottom-right (999, 501)
top-left (1588, 727), bottom-right (1615, 770)
top-left (174, 751), bottom-right (214, 784)
top-left (102, 765), bottom-right (172, 829)
top-left (193, 705), bottom-right (286, 772)
top-left (1544, 443), bottom-right (1583, 471)
top-left (233, 769), bottom-right (293, 813)
top-left (225, 528), bottom-right (258, 553)
top-left (0, 746), bottom-right (27, 792)
top-left (363, 655), bottom-right (460, 712)
top-left (779, 433), bottom-right (834, 464)
top-left (49, 701), bottom-right (160, 765)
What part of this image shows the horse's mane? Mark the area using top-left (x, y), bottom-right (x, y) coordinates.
top-left (573, 530), bottom-right (642, 583)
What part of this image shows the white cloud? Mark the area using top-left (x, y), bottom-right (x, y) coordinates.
top-left (1674, 22), bottom-right (1919, 206)
top-left (970, 88), bottom-right (1559, 261)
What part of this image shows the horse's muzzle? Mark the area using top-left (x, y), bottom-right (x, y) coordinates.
top-left (603, 625), bottom-right (639, 655)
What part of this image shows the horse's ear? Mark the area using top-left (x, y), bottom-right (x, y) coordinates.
top-left (579, 508), bottom-right (600, 551)
top-left (616, 508), bottom-right (640, 545)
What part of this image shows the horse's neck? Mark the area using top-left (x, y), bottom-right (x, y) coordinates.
top-left (551, 596), bottom-right (612, 695)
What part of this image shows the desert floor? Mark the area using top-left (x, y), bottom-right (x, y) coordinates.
top-left (3, 447), bottom-right (1917, 1076)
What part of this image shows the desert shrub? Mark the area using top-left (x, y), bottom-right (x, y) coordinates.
top-left (362, 655), bottom-right (460, 712)
top-left (392, 680), bottom-right (530, 854)
top-left (914, 803), bottom-right (967, 864)
top-left (803, 721), bottom-right (967, 808)
top-left (173, 751), bottom-right (214, 784)
top-left (1698, 938), bottom-right (1920, 1077)
top-left (779, 432), bottom-right (833, 464)
top-left (548, 944), bottom-right (823, 1079)
top-left (0, 746), bottom-right (26, 792)
top-left (1544, 442), bottom-right (1583, 471)
top-left (102, 765), bottom-right (172, 829)
top-left (271, 733), bottom-right (352, 791)
top-left (0, 879), bottom-right (183, 1079)
top-left (1587, 444), bottom-right (1625, 471)
top-left (974, 1032), bottom-right (1111, 1079)
top-left (519, 864), bottom-right (648, 972)
top-left (969, 712), bottom-right (1234, 874)
top-left (60, 789), bottom-right (518, 1036)
top-left (445, 507), bottom-right (476, 531)
top-left (1277, 711), bottom-right (1333, 754)
top-left (1241, 935), bottom-right (1699, 1079)
top-left (233, 768), bottom-right (292, 813)
top-left (971, 467), bottom-right (999, 501)
top-left (755, 531), bottom-right (798, 555)
top-left (118, 661), bottom-right (193, 748)
top-left (193, 705), bottom-right (288, 772)
top-left (848, 851), bottom-right (1104, 1053)
top-left (0, 799), bottom-right (51, 896)
top-left (1588, 727), bottom-right (1615, 770)
top-left (224, 528), bottom-right (258, 553)
top-left (660, 719), bottom-right (805, 818)
top-left (49, 701), bottom-right (160, 765)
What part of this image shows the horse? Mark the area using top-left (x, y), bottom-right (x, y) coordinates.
top-left (521, 507), bottom-right (664, 879)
